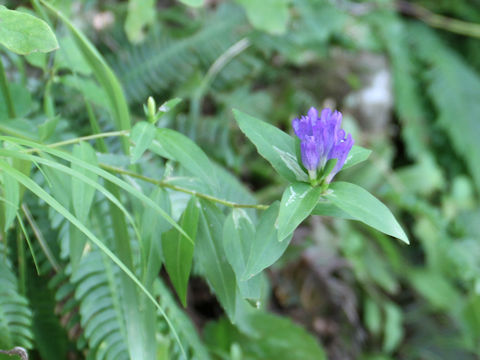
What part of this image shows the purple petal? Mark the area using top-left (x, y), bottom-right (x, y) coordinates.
top-left (300, 136), bottom-right (320, 171)
top-left (326, 133), bottom-right (354, 183)
top-left (307, 107), bottom-right (318, 121)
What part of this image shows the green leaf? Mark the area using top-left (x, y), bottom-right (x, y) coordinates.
top-left (277, 182), bottom-right (323, 241)
top-left (0, 6), bottom-right (58, 55)
top-left (162, 196), bottom-right (200, 307)
top-left (178, 0), bottom-right (204, 7)
top-left (2, 171), bottom-right (19, 232)
top-left (0, 83), bottom-right (33, 122)
top-left (233, 109), bottom-right (307, 183)
top-left (204, 312), bottom-right (327, 360)
top-left (311, 199), bottom-right (355, 219)
top-left (196, 200), bottom-right (236, 319)
top-left (125, 0), bottom-right (155, 43)
top-left (327, 182), bottom-right (409, 244)
top-left (246, 312), bottom-right (327, 360)
top-left (71, 142), bottom-right (98, 222)
top-left (383, 303), bottom-right (403, 353)
top-left (130, 121), bottom-right (156, 163)
top-left (235, 0), bottom-right (289, 35)
top-left (242, 202), bottom-right (291, 280)
top-left (158, 98), bottom-right (182, 114)
top-left (223, 209), bottom-right (262, 300)
top-left (154, 128), bottom-right (218, 191)
top-left (343, 145), bottom-right (371, 170)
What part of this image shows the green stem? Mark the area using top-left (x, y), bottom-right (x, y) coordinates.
top-left (100, 163), bottom-right (269, 210)
top-left (16, 225), bottom-right (26, 295)
top-left (85, 100), bottom-right (109, 152)
top-left (396, 1), bottom-right (480, 39)
top-left (22, 130), bottom-right (130, 154)
top-left (0, 58), bottom-right (16, 118)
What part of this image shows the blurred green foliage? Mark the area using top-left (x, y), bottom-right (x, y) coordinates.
top-left (1, 0), bottom-right (480, 359)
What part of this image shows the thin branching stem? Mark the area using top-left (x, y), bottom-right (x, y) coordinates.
top-left (100, 163), bottom-right (269, 210)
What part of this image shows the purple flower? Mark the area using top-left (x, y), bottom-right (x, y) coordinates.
top-left (292, 107), bottom-right (354, 183)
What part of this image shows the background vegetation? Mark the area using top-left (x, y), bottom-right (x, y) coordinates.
top-left (1, 0), bottom-right (480, 359)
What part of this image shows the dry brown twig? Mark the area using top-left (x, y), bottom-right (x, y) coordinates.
top-left (0, 347), bottom-right (28, 360)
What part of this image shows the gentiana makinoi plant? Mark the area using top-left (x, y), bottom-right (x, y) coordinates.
top-left (233, 108), bottom-right (409, 244)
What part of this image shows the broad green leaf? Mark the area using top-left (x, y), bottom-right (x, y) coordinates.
top-left (277, 182), bottom-right (323, 241)
top-left (196, 200), bottom-right (236, 319)
top-left (130, 121), bottom-right (156, 163)
top-left (143, 188), bottom-right (171, 289)
top-left (242, 202), bottom-right (291, 280)
top-left (72, 142), bottom-right (98, 222)
top-left (70, 142), bottom-right (98, 269)
top-left (312, 199), bottom-right (356, 219)
top-left (223, 209), bottom-right (262, 300)
top-left (162, 197), bottom-right (200, 307)
top-left (2, 171), bottom-right (19, 231)
top-left (0, 6), bottom-right (58, 55)
top-left (327, 182), bottom-right (409, 244)
top-left (233, 109), bottom-right (306, 183)
top-left (40, 0), bottom-right (131, 152)
top-left (343, 145), bottom-right (371, 170)
top-left (154, 128), bottom-right (218, 191)
top-left (235, 0), bottom-right (289, 35)
top-left (178, 0), bottom-right (204, 7)
top-left (125, 0), bottom-right (155, 43)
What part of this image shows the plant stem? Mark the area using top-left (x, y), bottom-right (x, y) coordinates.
top-left (20, 130), bottom-right (130, 154)
top-left (100, 163), bottom-right (269, 210)
top-left (0, 58), bottom-right (16, 118)
top-left (396, 1), bottom-right (480, 39)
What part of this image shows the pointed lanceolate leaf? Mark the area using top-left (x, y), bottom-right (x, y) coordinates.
top-left (162, 196), bottom-right (200, 307)
top-left (242, 202), bottom-right (292, 280)
top-left (2, 171), bottom-right (19, 232)
top-left (154, 128), bottom-right (219, 192)
top-left (0, 6), bottom-right (59, 55)
top-left (196, 200), bottom-right (236, 319)
top-left (233, 109), bottom-right (307, 183)
top-left (342, 145), bottom-right (371, 170)
top-left (327, 182), bottom-right (409, 244)
top-left (71, 142), bottom-right (98, 222)
top-left (130, 121), bottom-right (156, 163)
top-left (312, 199), bottom-right (355, 219)
top-left (223, 209), bottom-right (262, 300)
top-left (277, 183), bottom-right (323, 241)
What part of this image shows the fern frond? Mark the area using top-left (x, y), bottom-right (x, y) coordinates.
top-left (0, 260), bottom-right (34, 350)
top-left (109, 4), bottom-right (254, 103)
top-left (70, 250), bottom-right (129, 360)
